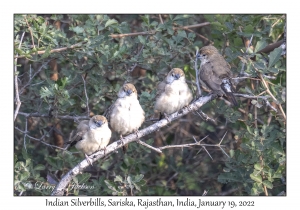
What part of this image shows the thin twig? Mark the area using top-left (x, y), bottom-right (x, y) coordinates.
top-left (158, 15), bottom-right (164, 24)
top-left (159, 135), bottom-right (214, 150)
top-left (234, 93), bottom-right (277, 112)
top-left (128, 43), bottom-right (146, 73)
top-left (81, 75), bottom-right (90, 117)
top-left (23, 119), bottom-right (28, 151)
top-left (194, 110), bottom-right (216, 124)
top-left (24, 16), bottom-right (35, 49)
top-left (14, 41), bottom-right (87, 59)
top-left (175, 22), bottom-right (210, 30)
top-left (183, 28), bottom-right (212, 44)
top-left (136, 140), bottom-right (162, 153)
top-left (201, 146), bottom-right (213, 160)
top-left (15, 126), bottom-right (68, 152)
top-left (18, 112), bottom-right (89, 121)
top-left (110, 31), bottom-right (156, 38)
top-left (194, 50), bottom-right (202, 96)
top-left (14, 32), bottom-right (25, 121)
top-left (110, 22), bottom-right (211, 38)
top-left (19, 59), bottom-right (53, 95)
top-left (244, 59), bottom-right (286, 120)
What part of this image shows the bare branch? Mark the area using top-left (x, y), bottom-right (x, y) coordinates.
top-left (81, 75), bottom-right (90, 117)
top-left (175, 22), bottom-right (210, 30)
top-left (14, 32), bottom-right (25, 121)
top-left (136, 140), bottom-right (162, 153)
top-left (14, 41), bottom-right (87, 59)
top-left (110, 31), bottom-right (156, 38)
top-left (128, 43), bottom-right (146, 73)
top-left (19, 59), bottom-right (53, 95)
top-left (109, 22), bottom-right (210, 38)
top-left (51, 94), bottom-right (216, 195)
top-left (24, 16), bottom-right (35, 49)
top-left (184, 28), bottom-right (212, 44)
top-left (194, 50), bottom-right (202, 96)
top-left (18, 112), bottom-right (89, 121)
top-left (234, 93), bottom-right (278, 112)
top-left (158, 15), bottom-right (164, 24)
top-left (15, 126), bottom-right (68, 152)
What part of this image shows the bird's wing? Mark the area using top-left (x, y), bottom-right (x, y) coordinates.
top-left (66, 120), bottom-right (89, 147)
top-left (212, 54), bottom-right (232, 78)
top-left (156, 80), bottom-right (167, 98)
top-left (200, 62), bottom-right (223, 91)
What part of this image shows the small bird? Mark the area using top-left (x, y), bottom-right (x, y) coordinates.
top-left (107, 83), bottom-right (145, 152)
top-left (68, 115), bottom-right (111, 165)
top-left (198, 45), bottom-right (238, 106)
top-left (154, 68), bottom-right (193, 117)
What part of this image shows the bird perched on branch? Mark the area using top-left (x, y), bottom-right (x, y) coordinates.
top-left (154, 68), bottom-right (193, 118)
top-left (107, 83), bottom-right (145, 152)
top-left (197, 45), bottom-right (238, 106)
top-left (68, 115), bottom-right (111, 165)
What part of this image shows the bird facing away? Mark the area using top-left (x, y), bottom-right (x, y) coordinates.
top-left (198, 45), bottom-right (238, 106)
top-left (70, 115), bottom-right (111, 164)
top-left (108, 83), bottom-right (145, 151)
top-left (154, 68), bottom-right (193, 116)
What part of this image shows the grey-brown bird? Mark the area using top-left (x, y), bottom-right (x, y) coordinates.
top-left (154, 68), bottom-right (193, 117)
top-left (198, 46), bottom-right (238, 106)
top-left (107, 83), bottom-right (145, 152)
top-left (68, 115), bottom-right (111, 165)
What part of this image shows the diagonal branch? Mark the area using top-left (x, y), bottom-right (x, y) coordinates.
top-left (109, 22), bottom-right (210, 38)
top-left (51, 94), bottom-right (216, 195)
top-left (14, 41), bottom-right (87, 59)
top-left (19, 59), bottom-right (53, 95)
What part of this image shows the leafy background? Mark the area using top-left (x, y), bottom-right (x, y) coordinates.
top-left (14, 14), bottom-right (286, 196)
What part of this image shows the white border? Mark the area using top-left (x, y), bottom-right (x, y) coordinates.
top-left (5, 1), bottom-right (296, 209)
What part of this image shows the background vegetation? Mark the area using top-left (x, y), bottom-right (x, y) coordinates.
top-left (14, 14), bottom-right (286, 196)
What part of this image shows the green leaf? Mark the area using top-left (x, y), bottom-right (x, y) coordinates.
top-left (225, 22), bottom-right (233, 31)
top-left (140, 15), bottom-right (150, 25)
top-left (177, 30), bottom-right (187, 38)
top-left (127, 176), bottom-right (133, 189)
top-left (254, 163), bottom-right (262, 171)
top-left (138, 35), bottom-right (146, 45)
top-left (72, 26), bottom-right (84, 34)
top-left (25, 158), bottom-right (31, 167)
top-left (34, 164), bottom-right (45, 171)
top-left (105, 19), bottom-right (118, 28)
top-left (273, 172), bottom-right (282, 179)
top-left (250, 173), bottom-right (262, 183)
top-left (262, 180), bottom-right (273, 189)
top-left (134, 174), bottom-right (144, 182)
top-left (268, 47), bottom-right (282, 68)
top-left (173, 14), bottom-right (191, 21)
top-left (41, 46), bottom-right (51, 59)
top-left (114, 175), bottom-right (123, 182)
top-left (104, 180), bottom-right (117, 191)
top-left (255, 40), bottom-right (267, 52)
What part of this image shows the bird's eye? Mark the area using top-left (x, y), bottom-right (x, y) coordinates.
top-left (172, 73), bottom-right (174, 77)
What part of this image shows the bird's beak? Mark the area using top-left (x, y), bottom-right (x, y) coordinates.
top-left (95, 120), bottom-right (103, 127)
top-left (126, 89), bottom-right (133, 96)
top-left (174, 74), bottom-right (180, 80)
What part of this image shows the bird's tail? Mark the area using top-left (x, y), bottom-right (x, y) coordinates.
top-left (225, 92), bottom-right (238, 107)
top-left (221, 79), bottom-right (238, 107)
